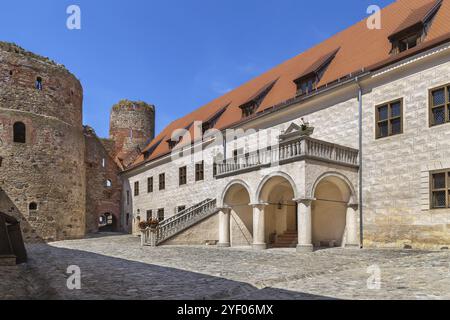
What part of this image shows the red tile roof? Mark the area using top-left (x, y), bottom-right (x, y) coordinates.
top-left (130, 0), bottom-right (450, 169)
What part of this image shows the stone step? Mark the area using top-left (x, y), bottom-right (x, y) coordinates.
top-left (0, 255), bottom-right (16, 266)
top-left (272, 243), bottom-right (297, 248)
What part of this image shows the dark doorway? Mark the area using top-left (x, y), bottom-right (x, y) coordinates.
top-left (98, 213), bottom-right (117, 232)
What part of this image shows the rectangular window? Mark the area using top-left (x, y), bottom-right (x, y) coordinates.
top-left (159, 173), bottom-right (165, 191)
top-left (177, 206), bottom-right (186, 213)
top-left (179, 166), bottom-right (187, 186)
top-left (146, 210), bottom-right (153, 219)
top-left (431, 171), bottom-right (450, 209)
top-left (147, 177), bottom-right (153, 193)
top-left (375, 99), bottom-right (403, 139)
top-left (157, 208), bottom-right (165, 222)
top-left (126, 190), bottom-right (130, 205)
top-left (134, 181), bottom-right (139, 196)
top-left (195, 161), bottom-right (204, 181)
top-left (430, 85), bottom-right (450, 127)
top-left (213, 163), bottom-right (217, 177)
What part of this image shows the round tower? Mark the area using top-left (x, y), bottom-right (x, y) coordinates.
top-left (0, 42), bottom-right (86, 242)
top-left (109, 100), bottom-right (155, 159)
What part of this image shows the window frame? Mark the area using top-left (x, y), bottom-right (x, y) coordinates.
top-left (147, 177), bottom-right (153, 193)
top-left (159, 173), bottom-right (166, 191)
top-left (134, 181), bottom-right (140, 197)
top-left (179, 166), bottom-right (187, 186)
top-left (430, 170), bottom-right (450, 209)
top-left (195, 161), bottom-right (204, 182)
top-left (157, 208), bottom-right (165, 222)
top-left (375, 98), bottom-right (404, 139)
top-left (429, 84), bottom-right (450, 127)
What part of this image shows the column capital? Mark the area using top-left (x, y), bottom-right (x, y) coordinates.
top-left (347, 203), bottom-right (359, 210)
top-left (218, 206), bottom-right (232, 214)
top-left (293, 198), bottom-right (315, 206)
top-left (249, 202), bottom-right (268, 209)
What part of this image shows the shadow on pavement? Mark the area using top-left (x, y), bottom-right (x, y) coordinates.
top-left (2, 242), bottom-right (335, 300)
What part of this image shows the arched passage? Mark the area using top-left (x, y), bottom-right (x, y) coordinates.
top-left (222, 182), bottom-right (253, 247)
top-left (99, 213), bottom-right (118, 232)
top-left (312, 174), bottom-right (355, 248)
top-left (257, 175), bottom-right (297, 248)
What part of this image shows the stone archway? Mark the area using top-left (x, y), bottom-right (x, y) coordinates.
top-left (220, 181), bottom-right (253, 247)
top-left (311, 174), bottom-right (358, 248)
top-left (257, 175), bottom-right (298, 248)
top-left (98, 213), bottom-right (117, 232)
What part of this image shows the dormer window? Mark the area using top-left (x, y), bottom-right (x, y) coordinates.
top-left (294, 48), bottom-right (339, 97)
top-left (296, 77), bottom-right (315, 96)
top-left (239, 80), bottom-right (277, 119)
top-left (167, 139), bottom-right (178, 150)
top-left (398, 34), bottom-right (420, 52)
top-left (240, 102), bottom-right (258, 118)
top-left (389, 0), bottom-right (442, 54)
top-left (202, 105), bottom-right (228, 135)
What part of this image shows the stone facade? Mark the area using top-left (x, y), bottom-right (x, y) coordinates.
top-left (0, 42), bottom-right (155, 242)
top-left (124, 42), bottom-right (450, 250)
top-left (361, 45), bottom-right (450, 249)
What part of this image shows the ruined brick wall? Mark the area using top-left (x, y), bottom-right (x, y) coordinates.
top-left (109, 100), bottom-right (155, 164)
top-left (0, 42), bottom-right (86, 242)
top-left (84, 126), bottom-right (122, 234)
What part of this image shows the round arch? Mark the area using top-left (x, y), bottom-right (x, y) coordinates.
top-left (255, 172), bottom-right (299, 248)
top-left (255, 171), bottom-right (299, 203)
top-left (220, 179), bottom-right (254, 247)
top-left (310, 172), bottom-right (357, 204)
top-left (218, 179), bottom-right (254, 208)
top-left (310, 172), bottom-right (357, 248)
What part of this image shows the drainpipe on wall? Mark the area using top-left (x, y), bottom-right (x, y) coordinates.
top-left (356, 77), bottom-right (364, 249)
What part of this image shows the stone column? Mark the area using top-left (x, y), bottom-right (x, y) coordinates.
top-left (252, 203), bottom-right (267, 250)
top-left (346, 203), bottom-right (360, 248)
top-left (295, 198), bottom-right (314, 252)
top-left (218, 207), bottom-right (231, 247)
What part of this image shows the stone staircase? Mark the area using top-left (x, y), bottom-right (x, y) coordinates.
top-left (145, 199), bottom-right (219, 246)
top-left (271, 231), bottom-right (298, 248)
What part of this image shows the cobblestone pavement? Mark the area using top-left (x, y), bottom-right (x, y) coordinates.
top-left (1, 234), bottom-right (449, 300)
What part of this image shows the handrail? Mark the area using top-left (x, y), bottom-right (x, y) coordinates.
top-left (143, 199), bottom-right (218, 246)
top-left (158, 198), bottom-right (213, 228)
top-left (216, 136), bottom-right (359, 178)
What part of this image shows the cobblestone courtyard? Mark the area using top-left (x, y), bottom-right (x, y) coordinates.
top-left (1, 234), bottom-right (450, 300)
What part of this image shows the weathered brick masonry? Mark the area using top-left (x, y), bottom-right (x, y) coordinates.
top-left (0, 42), bottom-right (155, 242)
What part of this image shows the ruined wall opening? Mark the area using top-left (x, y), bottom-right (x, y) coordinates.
top-left (13, 122), bottom-right (26, 143)
top-left (35, 77), bottom-right (42, 90)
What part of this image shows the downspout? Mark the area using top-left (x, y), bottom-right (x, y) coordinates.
top-left (355, 77), bottom-right (364, 249)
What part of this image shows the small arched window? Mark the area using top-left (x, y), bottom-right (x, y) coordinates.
top-left (35, 77), bottom-right (43, 90)
top-left (106, 180), bottom-right (112, 188)
top-left (29, 202), bottom-right (38, 211)
top-left (13, 122), bottom-right (26, 143)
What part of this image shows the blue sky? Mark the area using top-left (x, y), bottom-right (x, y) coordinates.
top-left (0, 0), bottom-right (393, 138)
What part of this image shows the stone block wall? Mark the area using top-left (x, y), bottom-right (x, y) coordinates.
top-left (362, 52), bottom-right (450, 249)
top-left (0, 42), bottom-right (86, 242)
top-left (84, 127), bottom-right (122, 234)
